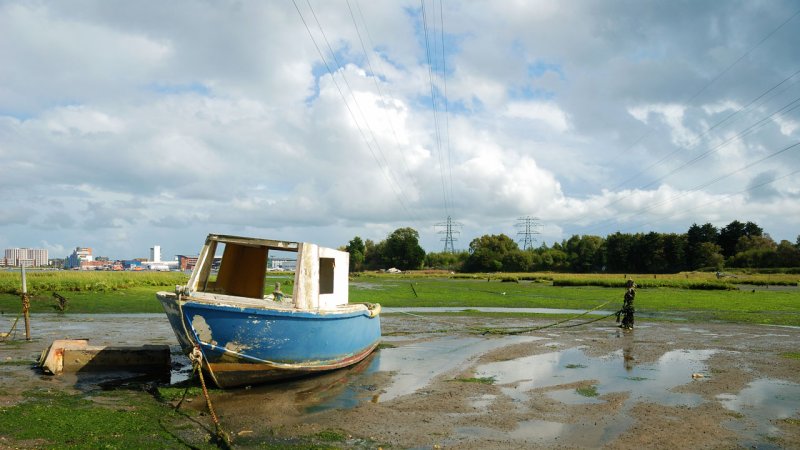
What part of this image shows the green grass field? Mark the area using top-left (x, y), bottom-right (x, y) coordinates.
top-left (350, 275), bottom-right (800, 325)
top-left (0, 271), bottom-right (798, 326)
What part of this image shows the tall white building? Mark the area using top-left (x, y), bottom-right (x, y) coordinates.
top-left (150, 245), bottom-right (161, 263)
top-left (4, 248), bottom-right (49, 267)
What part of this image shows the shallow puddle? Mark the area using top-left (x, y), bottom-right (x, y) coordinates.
top-left (474, 346), bottom-right (714, 408)
top-left (300, 334), bottom-right (545, 413)
top-left (718, 378), bottom-right (800, 446)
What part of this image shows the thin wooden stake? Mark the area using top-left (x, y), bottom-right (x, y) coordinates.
top-left (21, 265), bottom-right (31, 340)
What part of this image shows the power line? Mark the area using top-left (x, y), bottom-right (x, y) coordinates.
top-left (638, 95), bottom-right (800, 191)
top-left (582, 139), bottom-right (800, 235)
top-left (588, 81), bottom-right (800, 223)
top-left (621, 167), bottom-right (800, 234)
top-left (420, 0), bottom-right (451, 216)
top-left (347, 0), bottom-right (416, 184)
top-left (606, 5), bottom-right (800, 167)
top-left (614, 67), bottom-right (800, 191)
top-left (292, 0), bottom-right (419, 221)
top-left (438, 0), bottom-right (455, 210)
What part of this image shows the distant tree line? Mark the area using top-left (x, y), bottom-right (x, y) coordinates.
top-left (344, 227), bottom-right (426, 272)
top-left (345, 220), bottom-right (800, 273)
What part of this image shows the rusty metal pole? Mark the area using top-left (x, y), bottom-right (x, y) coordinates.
top-left (21, 265), bottom-right (31, 340)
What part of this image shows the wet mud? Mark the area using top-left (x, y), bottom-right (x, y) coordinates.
top-left (1, 313), bottom-right (799, 448)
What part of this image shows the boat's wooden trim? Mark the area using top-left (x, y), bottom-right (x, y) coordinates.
top-left (204, 341), bottom-right (379, 388)
top-left (185, 292), bottom-right (372, 314)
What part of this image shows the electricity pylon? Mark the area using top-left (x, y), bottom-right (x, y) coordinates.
top-left (435, 216), bottom-right (462, 253)
top-left (515, 216), bottom-right (541, 250)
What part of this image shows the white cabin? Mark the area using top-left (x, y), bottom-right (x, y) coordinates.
top-left (185, 234), bottom-right (349, 310)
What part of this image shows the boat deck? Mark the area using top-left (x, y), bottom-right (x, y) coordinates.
top-left (183, 292), bottom-right (372, 314)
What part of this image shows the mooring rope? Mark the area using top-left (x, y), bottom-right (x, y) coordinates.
top-left (1, 314), bottom-right (21, 341)
top-left (472, 299), bottom-right (616, 335)
top-left (395, 309), bottom-right (475, 331)
top-left (176, 294), bottom-right (232, 449)
top-left (393, 299), bottom-right (618, 336)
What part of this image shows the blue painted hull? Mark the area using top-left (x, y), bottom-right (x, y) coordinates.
top-left (157, 292), bottom-right (381, 388)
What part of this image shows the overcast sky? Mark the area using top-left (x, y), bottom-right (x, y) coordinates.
top-left (2, 0), bottom-right (799, 260)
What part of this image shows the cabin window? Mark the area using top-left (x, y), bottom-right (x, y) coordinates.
top-left (319, 257), bottom-right (335, 294)
top-left (206, 243), bottom-right (268, 298)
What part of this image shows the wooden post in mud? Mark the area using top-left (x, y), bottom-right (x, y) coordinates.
top-left (21, 265), bottom-right (31, 340)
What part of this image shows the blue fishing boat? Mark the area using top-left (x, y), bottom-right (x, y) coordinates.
top-left (157, 234), bottom-right (381, 388)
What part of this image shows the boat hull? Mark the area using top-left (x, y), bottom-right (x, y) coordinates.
top-left (157, 292), bottom-right (381, 388)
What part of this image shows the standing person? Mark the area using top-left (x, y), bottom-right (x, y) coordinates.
top-left (616, 279), bottom-right (636, 330)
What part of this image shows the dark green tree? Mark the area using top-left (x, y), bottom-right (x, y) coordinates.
top-left (686, 223), bottom-right (718, 270)
top-left (605, 232), bottom-right (635, 272)
top-left (697, 242), bottom-right (724, 270)
top-left (425, 251), bottom-right (468, 270)
top-left (718, 220), bottom-right (747, 259)
top-left (662, 233), bottom-right (688, 272)
top-left (363, 239), bottom-right (384, 270)
top-left (636, 232), bottom-right (667, 272)
top-left (502, 249), bottom-right (533, 272)
top-left (776, 240), bottom-right (800, 267)
top-left (564, 235), bottom-right (605, 273)
top-left (346, 236), bottom-right (366, 272)
top-left (463, 234), bottom-right (519, 272)
top-left (383, 227), bottom-right (426, 270)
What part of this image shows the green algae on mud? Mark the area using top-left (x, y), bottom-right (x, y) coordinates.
top-left (575, 385), bottom-right (599, 397)
top-left (0, 389), bottom-right (216, 449)
top-left (0, 387), bottom-right (358, 450)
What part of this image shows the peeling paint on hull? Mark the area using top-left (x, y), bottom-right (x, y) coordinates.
top-left (157, 292), bottom-right (381, 388)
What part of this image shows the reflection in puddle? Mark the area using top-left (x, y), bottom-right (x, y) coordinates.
top-left (457, 419), bottom-right (565, 442)
top-left (297, 335), bottom-right (543, 414)
top-left (474, 346), bottom-right (715, 408)
top-left (373, 335), bottom-right (544, 402)
top-left (456, 416), bottom-right (634, 448)
top-left (718, 379), bottom-right (800, 446)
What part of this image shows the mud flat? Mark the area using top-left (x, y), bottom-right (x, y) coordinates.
top-left (1, 313), bottom-right (799, 448)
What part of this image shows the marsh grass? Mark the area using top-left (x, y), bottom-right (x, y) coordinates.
top-left (576, 385), bottom-right (599, 397)
top-left (352, 275), bottom-right (800, 325)
top-left (0, 271), bottom-right (188, 295)
top-left (358, 270), bottom-right (799, 287)
top-left (0, 286), bottom-right (165, 313)
top-left (0, 271), bottom-right (796, 325)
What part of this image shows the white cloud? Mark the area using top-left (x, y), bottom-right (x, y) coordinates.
top-left (1, 0), bottom-right (799, 258)
top-left (504, 101), bottom-right (570, 133)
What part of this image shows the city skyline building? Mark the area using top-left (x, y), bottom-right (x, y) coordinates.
top-left (150, 245), bottom-right (162, 263)
top-left (3, 248), bottom-right (49, 267)
top-left (65, 247), bottom-right (93, 269)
